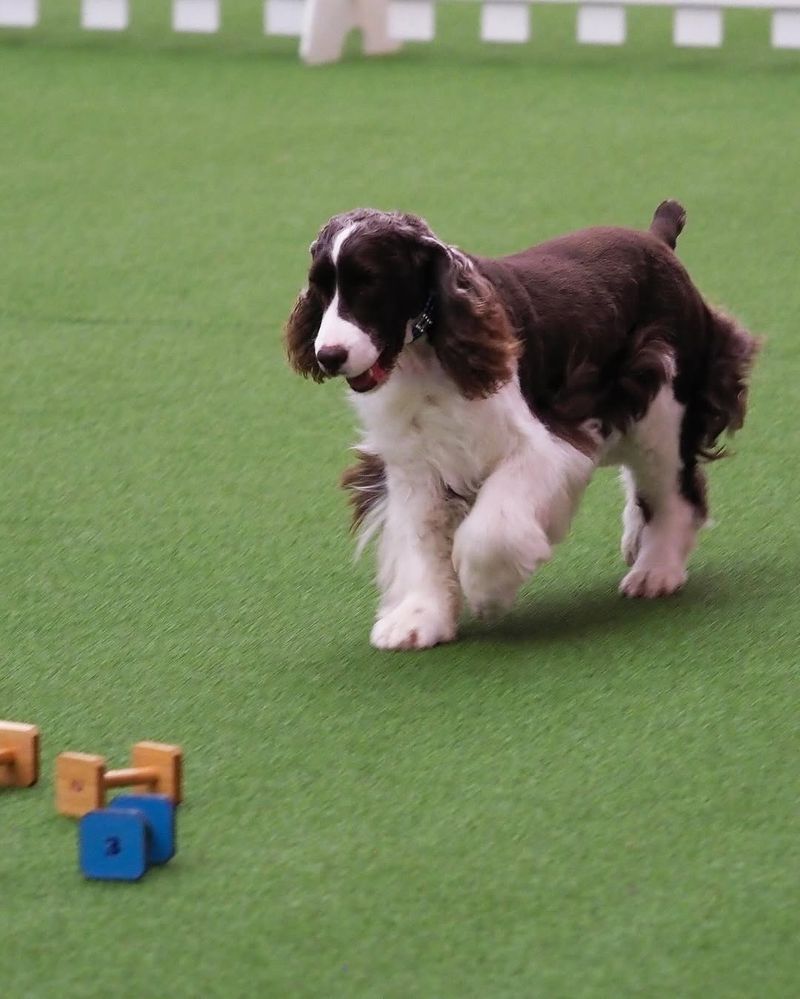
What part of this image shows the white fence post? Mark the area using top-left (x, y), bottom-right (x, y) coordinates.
top-left (480, 2), bottom-right (531, 42)
top-left (81, 0), bottom-right (129, 31)
top-left (771, 8), bottom-right (800, 45)
top-left (577, 5), bottom-right (627, 44)
top-left (388, 1), bottom-right (436, 41)
top-left (0, 0), bottom-right (38, 27)
top-left (265, 0), bottom-right (306, 35)
top-left (172, 0), bottom-right (221, 34)
top-left (673, 7), bottom-right (723, 45)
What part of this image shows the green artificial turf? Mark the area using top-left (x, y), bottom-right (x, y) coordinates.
top-left (2, 3), bottom-right (799, 995)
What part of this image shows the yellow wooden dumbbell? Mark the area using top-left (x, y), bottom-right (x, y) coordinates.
top-left (0, 721), bottom-right (40, 789)
top-left (56, 741), bottom-right (182, 818)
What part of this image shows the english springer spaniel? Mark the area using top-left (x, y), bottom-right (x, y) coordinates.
top-left (285, 202), bottom-right (758, 650)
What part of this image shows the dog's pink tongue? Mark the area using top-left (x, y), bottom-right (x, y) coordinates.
top-left (369, 361), bottom-right (388, 386)
top-left (347, 361), bottom-right (388, 394)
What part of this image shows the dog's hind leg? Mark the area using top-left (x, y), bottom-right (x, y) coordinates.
top-left (618, 386), bottom-right (706, 598)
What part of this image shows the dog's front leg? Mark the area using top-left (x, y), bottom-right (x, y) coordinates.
top-left (453, 435), bottom-right (596, 617)
top-left (371, 465), bottom-right (459, 651)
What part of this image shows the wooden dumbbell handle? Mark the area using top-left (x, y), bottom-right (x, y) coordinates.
top-left (104, 765), bottom-right (160, 788)
top-left (0, 747), bottom-right (15, 765)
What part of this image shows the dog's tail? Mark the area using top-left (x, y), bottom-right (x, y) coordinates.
top-left (689, 306), bottom-right (761, 461)
top-left (649, 199), bottom-right (686, 250)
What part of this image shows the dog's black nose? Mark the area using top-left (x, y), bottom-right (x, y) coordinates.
top-left (317, 345), bottom-right (348, 375)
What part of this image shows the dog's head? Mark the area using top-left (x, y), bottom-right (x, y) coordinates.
top-left (284, 210), bottom-right (518, 397)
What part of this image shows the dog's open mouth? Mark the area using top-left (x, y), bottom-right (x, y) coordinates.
top-left (347, 360), bottom-right (389, 394)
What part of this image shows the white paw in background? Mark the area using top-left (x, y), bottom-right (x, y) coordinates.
top-left (619, 561), bottom-right (688, 599)
top-left (370, 598), bottom-right (456, 651)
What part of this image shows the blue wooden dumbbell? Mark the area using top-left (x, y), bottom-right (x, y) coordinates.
top-left (78, 794), bottom-right (176, 882)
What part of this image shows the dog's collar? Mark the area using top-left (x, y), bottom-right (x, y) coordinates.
top-left (409, 294), bottom-right (435, 343)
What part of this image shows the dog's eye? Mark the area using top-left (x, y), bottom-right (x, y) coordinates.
top-left (351, 268), bottom-right (379, 293)
top-left (309, 258), bottom-right (335, 295)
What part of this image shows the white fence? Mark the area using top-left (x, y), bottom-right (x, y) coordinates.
top-left (2, 0), bottom-right (799, 61)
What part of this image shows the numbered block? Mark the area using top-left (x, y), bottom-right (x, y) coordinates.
top-left (0, 0), bottom-right (38, 27)
top-left (673, 7), bottom-right (723, 47)
top-left (113, 794), bottom-right (176, 865)
top-left (772, 10), bottom-right (800, 49)
top-left (79, 809), bottom-right (148, 882)
top-left (577, 5), bottom-right (626, 45)
top-left (481, 2), bottom-right (531, 44)
top-left (81, 0), bottom-right (128, 30)
top-left (172, 0), bottom-right (220, 34)
top-left (388, 0), bottom-right (435, 42)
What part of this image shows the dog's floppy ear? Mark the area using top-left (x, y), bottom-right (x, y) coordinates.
top-left (428, 243), bottom-right (520, 399)
top-left (284, 281), bottom-right (325, 382)
top-left (284, 220), bottom-right (352, 382)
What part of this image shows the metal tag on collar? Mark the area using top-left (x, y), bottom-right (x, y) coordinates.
top-left (410, 295), bottom-right (435, 343)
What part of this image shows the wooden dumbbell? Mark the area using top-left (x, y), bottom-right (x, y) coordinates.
top-left (56, 742), bottom-right (182, 818)
top-left (0, 721), bottom-right (40, 788)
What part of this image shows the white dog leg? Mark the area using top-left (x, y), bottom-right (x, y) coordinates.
top-left (371, 466), bottom-right (459, 651)
top-left (620, 467), bottom-right (646, 567)
top-left (619, 387), bottom-right (704, 598)
top-left (355, 0), bottom-right (402, 55)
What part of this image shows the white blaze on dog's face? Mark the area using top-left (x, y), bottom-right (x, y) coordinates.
top-left (313, 226), bottom-right (380, 385)
top-left (302, 214), bottom-right (434, 394)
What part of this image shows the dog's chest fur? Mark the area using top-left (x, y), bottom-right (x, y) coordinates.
top-left (351, 342), bottom-right (541, 495)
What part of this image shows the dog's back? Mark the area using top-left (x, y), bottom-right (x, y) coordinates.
top-left (473, 203), bottom-right (756, 462)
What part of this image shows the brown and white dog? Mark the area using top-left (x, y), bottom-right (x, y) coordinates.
top-left (285, 202), bottom-right (758, 650)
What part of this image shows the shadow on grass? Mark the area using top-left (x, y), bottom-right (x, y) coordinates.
top-left (317, 552), bottom-right (796, 684)
top-left (459, 554), bottom-right (791, 648)
top-left (462, 580), bottom-right (681, 647)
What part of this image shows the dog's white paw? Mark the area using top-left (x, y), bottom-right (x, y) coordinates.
top-left (453, 524), bottom-right (550, 619)
top-left (619, 562), bottom-right (687, 599)
top-left (456, 557), bottom-right (522, 618)
top-left (370, 599), bottom-right (456, 651)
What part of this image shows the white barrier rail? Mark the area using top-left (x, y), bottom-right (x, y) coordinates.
top-left (1, 0), bottom-right (798, 61)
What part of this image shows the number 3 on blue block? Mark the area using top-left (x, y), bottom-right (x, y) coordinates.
top-left (79, 810), bottom-right (148, 881)
top-left (79, 795), bottom-right (176, 881)
top-left (112, 794), bottom-right (176, 865)
top-left (105, 836), bottom-right (122, 856)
